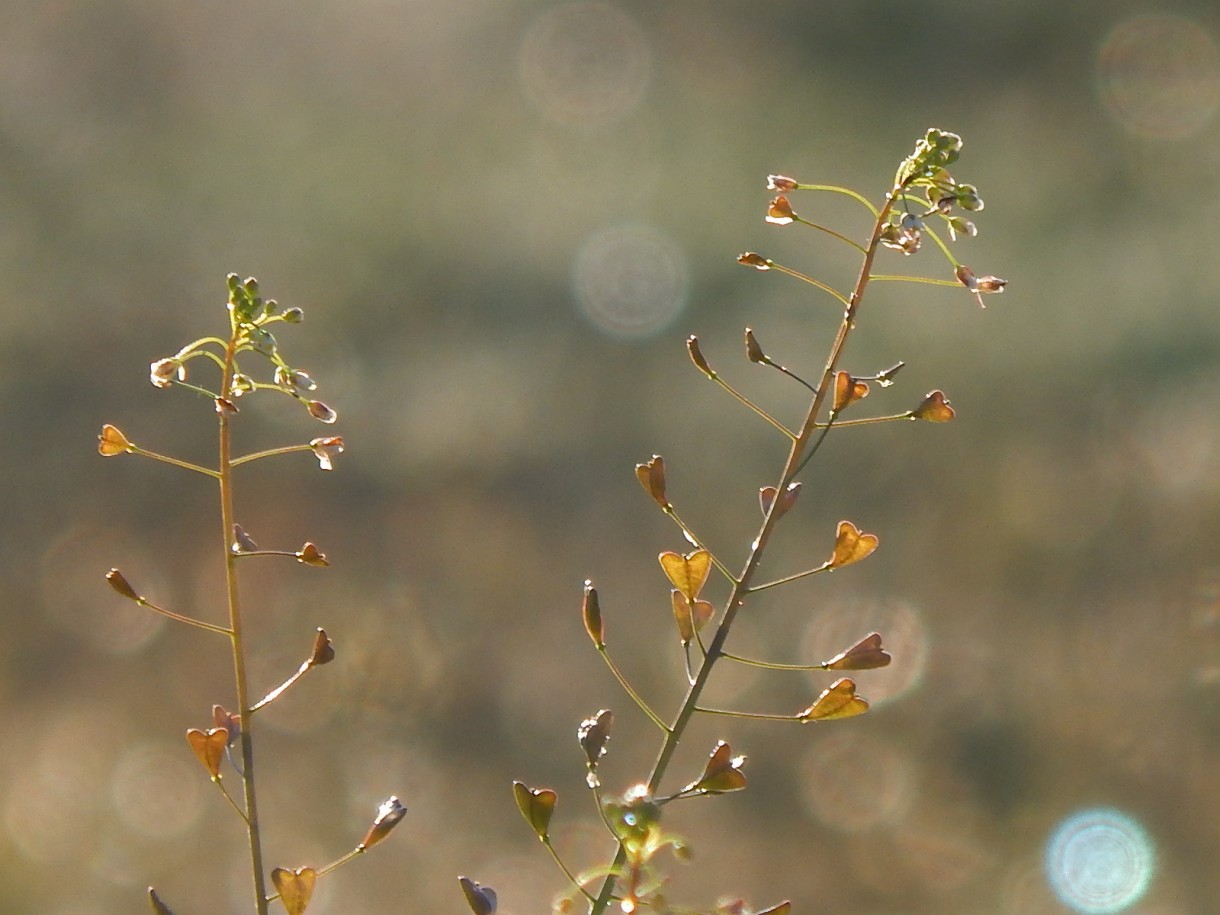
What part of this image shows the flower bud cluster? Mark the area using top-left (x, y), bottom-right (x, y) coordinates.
top-left (144, 274), bottom-right (339, 425)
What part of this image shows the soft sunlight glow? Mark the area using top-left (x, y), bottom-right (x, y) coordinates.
top-left (1096, 14), bottom-right (1220, 139)
top-left (573, 224), bottom-right (688, 338)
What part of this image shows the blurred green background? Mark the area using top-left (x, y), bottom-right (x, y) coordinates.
top-left (4, 1), bottom-right (1220, 913)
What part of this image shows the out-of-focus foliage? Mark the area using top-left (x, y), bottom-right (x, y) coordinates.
top-left (3, 1), bottom-right (1220, 912)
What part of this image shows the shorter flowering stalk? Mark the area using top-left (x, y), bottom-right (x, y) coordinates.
top-left (100, 275), bottom-right (404, 915)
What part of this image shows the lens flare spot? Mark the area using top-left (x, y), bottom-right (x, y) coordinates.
top-left (573, 224), bottom-right (688, 338)
top-left (1045, 807), bottom-right (1155, 914)
top-left (1096, 14), bottom-right (1220, 139)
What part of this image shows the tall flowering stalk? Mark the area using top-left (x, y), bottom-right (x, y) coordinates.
top-left (486, 129), bottom-right (1007, 915)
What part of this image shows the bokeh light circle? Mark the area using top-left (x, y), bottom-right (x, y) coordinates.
top-left (110, 742), bottom-right (205, 839)
top-left (40, 525), bottom-right (166, 655)
top-left (1096, 14), bottom-right (1220, 139)
top-left (519, 1), bottom-right (651, 127)
top-left (803, 596), bottom-right (928, 706)
top-left (798, 731), bottom-right (912, 832)
top-left (573, 224), bottom-right (688, 338)
top-left (1045, 807), bottom-right (1155, 914)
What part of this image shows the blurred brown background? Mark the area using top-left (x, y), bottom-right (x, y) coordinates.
top-left (3, 1), bottom-right (1220, 913)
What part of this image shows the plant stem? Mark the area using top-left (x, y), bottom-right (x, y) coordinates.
top-left (230, 443), bottom-right (315, 466)
top-left (219, 333), bottom-right (270, 915)
top-left (130, 446), bottom-right (221, 479)
top-left (764, 262), bottom-right (850, 307)
top-left (745, 564), bottom-right (829, 593)
top-left (544, 838), bottom-right (598, 903)
top-left (800, 183), bottom-right (880, 217)
top-left (796, 217), bottom-right (868, 254)
top-left (598, 649), bottom-right (670, 733)
top-left (588, 184), bottom-right (901, 915)
top-left (135, 597), bottom-right (232, 636)
top-left (718, 650), bottom-right (828, 671)
top-left (814, 411), bottom-right (914, 427)
top-left (868, 273), bottom-right (959, 287)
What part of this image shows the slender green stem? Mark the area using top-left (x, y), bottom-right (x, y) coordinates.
top-left (706, 374), bottom-right (796, 439)
top-left (799, 183), bottom-right (880, 217)
top-left (315, 848), bottom-right (363, 880)
top-left (232, 549), bottom-right (306, 561)
top-left (129, 446), bottom-right (220, 479)
top-left (720, 651), bottom-right (829, 671)
top-left (173, 381), bottom-right (222, 400)
top-left (590, 782), bottom-right (619, 840)
top-left (921, 225), bottom-right (956, 262)
top-left (544, 838), bottom-right (598, 903)
top-left (692, 622), bottom-right (708, 657)
top-left (868, 273), bottom-right (959, 287)
top-left (597, 648), bottom-right (670, 733)
top-left (135, 596), bottom-right (232, 636)
top-left (745, 563), bottom-right (830, 593)
top-left (756, 357), bottom-right (818, 394)
top-left (219, 332), bottom-right (270, 915)
top-left (176, 336), bottom-right (231, 358)
top-left (589, 182), bottom-right (902, 915)
top-left (693, 705), bottom-right (798, 721)
top-left (184, 349), bottom-right (228, 372)
top-left (765, 262), bottom-right (851, 307)
top-left (212, 776), bottom-right (250, 823)
top-left (793, 418), bottom-right (834, 478)
top-left (231, 443), bottom-right (315, 466)
top-left (814, 411), bottom-right (914, 428)
top-left (249, 658), bottom-right (314, 712)
top-left (796, 217), bottom-right (868, 253)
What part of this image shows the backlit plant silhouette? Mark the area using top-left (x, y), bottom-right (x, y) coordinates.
top-left (491, 129), bottom-right (1007, 915)
top-left (96, 128), bottom-right (1004, 915)
top-left (99, 275), bottom-right (405, 915)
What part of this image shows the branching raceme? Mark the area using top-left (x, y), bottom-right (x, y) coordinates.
top-left (100, 275), bottom-right (406, 915)
top-left (487, 129), bottom-right (1007, 915)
